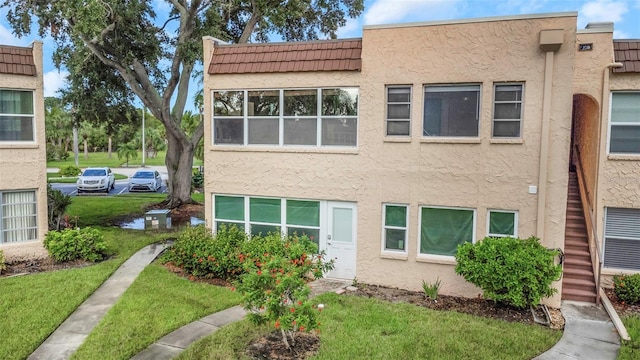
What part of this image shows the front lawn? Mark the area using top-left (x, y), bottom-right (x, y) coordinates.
top-left (179, 293), bottom-right (561, 360)
top-left (67, 194), bottom-right (168, 227)
top-left (620, 315), bottom-right (640, 359)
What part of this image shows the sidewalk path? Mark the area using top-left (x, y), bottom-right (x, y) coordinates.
top-left (535, 301), bottom-right (620, 360)
top-left (131, 279), bottom-right (351, 360)
top-left (28, 243), bottom-right (169, 360)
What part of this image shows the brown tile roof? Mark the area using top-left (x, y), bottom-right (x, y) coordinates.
top-left (613, 40), bottom-right (640, 73)
top-left (208, 39), bottom-right (362, 74)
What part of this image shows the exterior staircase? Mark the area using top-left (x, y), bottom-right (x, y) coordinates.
top-left (561, 172), bottom-right (598, 303)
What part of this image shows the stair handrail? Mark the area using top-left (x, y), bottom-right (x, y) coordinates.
top-left (572, 144), bottom-right (602, 304)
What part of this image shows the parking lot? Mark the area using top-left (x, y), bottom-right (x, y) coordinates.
top-left (49, 166), bottom-right (169, 196)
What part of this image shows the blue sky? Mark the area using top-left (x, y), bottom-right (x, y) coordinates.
top-left (0, 0), bottom-right (638, 101)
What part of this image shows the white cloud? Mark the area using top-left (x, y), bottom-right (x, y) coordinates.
top-left (614, 29), bottom-right (630, 39)
top-left (337, 18), bottom-right (362, 38)
top-left (0, 24), bottom-right (31, 46)
top-left (579, 0), bottom-right (628, 28)
top-left (43, 70), bottom-right (69, 98)
top-left (363, 0), bottom-right (462, 26)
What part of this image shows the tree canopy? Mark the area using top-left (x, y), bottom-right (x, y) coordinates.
top-left (3, 0), bottom-right (364, 207)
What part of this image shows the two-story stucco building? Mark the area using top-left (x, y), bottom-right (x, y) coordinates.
top-left (0, 42), bottom-right (48, 262)
top-left (202, 12), bottom-right (640, 307)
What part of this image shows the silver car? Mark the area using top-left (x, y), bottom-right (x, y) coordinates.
top-left (129, 170), bottom-right (162, 192)
top-left (77, 167), bottom-right (115, 193)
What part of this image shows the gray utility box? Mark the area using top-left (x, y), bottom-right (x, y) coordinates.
top-left (145, 209), bottom-right (172, 230)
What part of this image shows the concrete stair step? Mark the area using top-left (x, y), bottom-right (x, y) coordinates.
top-left (563, 266), bottom-right (594, 278)
top-left (565, 248), bottom-right (591, 258)
top-left (563, 276), bottom-right (596, 289)
top-left (562, 288), bottom-right (597, 303)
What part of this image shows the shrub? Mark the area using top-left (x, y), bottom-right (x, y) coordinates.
top-left (191, 168), bottom-right (204, 189)
top-left (160, 224), bottom-right (247, 279)
top-left (0, 249), bottom-right (6, 274)
top-left (59, 165), bottom-right (81, 177)
top-left (47, 184), bottom-right (73, 230)
top-left (614, 274), bottom-right (640, 304)
top-left (46, 144), bottom-right (70, 161)
top-left (455, 236), bottom-right (562, 308)
top-left (43, 227), bottom-right (108, 262)
top-left (235, 233), bottom-right (334, 349)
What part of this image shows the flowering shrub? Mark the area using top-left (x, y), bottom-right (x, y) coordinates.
top-left (614, 274), bottom-right (640, 304)
top-left (235, 233), bottom-right (334, 349)
top-left (160, 224), bottom-right (246, 279)
top-left (43, 227), bottom-right (107, 262)
top-left (455, 236), bottom-right (562, 308)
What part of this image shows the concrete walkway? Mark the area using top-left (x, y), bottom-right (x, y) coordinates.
top-left (131, 279), bottom-right (351, 360)
top-left (535, 301), bottom-right (620, 360)
top-left (28, 243), bottom-right (169, 360)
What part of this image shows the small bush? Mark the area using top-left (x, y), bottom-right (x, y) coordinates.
top-left (614, 274), bottom-right (640, 304)
top-left (422, 278), bottom-right (442, 300)
top-left (161, 224), bottom-right (247, 279)
top-left (59, 165), bottom-right (81, 177)
top-left (43, 227), bottom-right (108, 262)
top-left (191, 168), bottom-right (204, 189)
top-left (46, 144), bottom-right (70, 161)
top-left (455, 236), bottom-right (562, 308)
top-left (0, 249), bottom-right (6, 274)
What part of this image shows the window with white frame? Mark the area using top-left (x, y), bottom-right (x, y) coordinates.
top-left (382, 204), bottom-right (408, 252)
top-left (386, 86), bottom-right (411, 136)
top-left (0, 90), bottom-right (35, 141)
top-left (0, 190), bottom-right (38, 244)
top-left (609, 92), bottom-right (640, 154)
top-left (213, 195), bottom-right (321, 247)
top-left (604, 207), bottom-right (640, 271)
top-left (423, 85), bottom-right (480, 137)
top-left (419, 206), bottom-right (474, 256)
top-left (487, 210), bottom-right (518, 238)
top-left (492, 84), bottom-right (523, 138)
top-left (213, 88), bottom-right (358, 147)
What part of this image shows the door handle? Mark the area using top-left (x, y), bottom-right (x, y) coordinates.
top-left (328, 242), bottom-right (332, 245)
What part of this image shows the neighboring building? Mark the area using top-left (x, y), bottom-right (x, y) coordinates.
top-left (0, 42), bottom-right (48, 261)
top-left (202, 12), bottom-right (639, 307)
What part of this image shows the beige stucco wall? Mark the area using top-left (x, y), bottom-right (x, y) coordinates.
top-left (0, 41), bottom-right (48, 261)
top-left (203, 14), bottom-right (577, 307)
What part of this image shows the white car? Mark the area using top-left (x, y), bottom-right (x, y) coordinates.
top-left (77, 167), bottom-right (115, 193)
top-left (128, 170), bottom-right (162, 192)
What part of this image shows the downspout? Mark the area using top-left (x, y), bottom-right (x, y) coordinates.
top-left (537, 30), bottom-right (564, 239)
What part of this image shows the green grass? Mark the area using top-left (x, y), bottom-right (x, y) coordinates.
top-left (619, 314), bottom-right (640, 359)
top-left (67, 194), bottom-right (168, 227)
top-left (179, 293), bottom-right (561, 360)
top-left (47, 172), bottom-right (128, 183)
top-left (0, 229), bottom-right (167, 360)
top-left (47, 151), bottom-right (203, 169)
top-left (72, 264), bottom-right (241, 359)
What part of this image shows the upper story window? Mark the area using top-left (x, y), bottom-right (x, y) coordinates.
top-left (423, 85), bottom-right (480, 137)
top-left (492, 84), bottom-right (523, 138)
top-left (609, 92), bottom-right (640, 154)
top-left (213, 88), bottom-right (358, 147)
top-left (0, 90), bottom-right (35, 142)
top-left (385, 86), bottom-right (411, 136)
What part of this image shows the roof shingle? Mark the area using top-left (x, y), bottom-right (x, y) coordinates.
top-left (208, 39), bottom-right (362, 75)
top-left (0, 45), bottom-right (36, 76)
top-left (613, 40), bottom-right (640, 73)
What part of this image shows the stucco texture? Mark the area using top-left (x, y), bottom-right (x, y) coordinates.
top-left (0, 41), bottom-right (48, 261)
top-left (203, 15), bottom-right (577, 306)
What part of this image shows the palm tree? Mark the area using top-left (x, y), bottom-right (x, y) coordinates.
top-left (117, 141), bottom-right (138, 167)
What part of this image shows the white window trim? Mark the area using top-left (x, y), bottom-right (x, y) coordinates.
top-left (486, 209), bottom-right (518, 238)
top-left (385, 85), bottom-right (412, 137)
top-left (213, 88), bottom-right (359, 148)
top-left (607, 91), bottom-right (640, 156)
top-left (381, 203), bottom-right (409, 254)
top-left (416, 205), bottom-right (476, 262)
top-left (491, 83), bottom-right (524, 138)
top-left (422, 84), bottom-right (482, 138)
top-left (0, 89), bottom-right (36, 144)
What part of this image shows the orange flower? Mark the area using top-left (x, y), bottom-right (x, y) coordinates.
top-left (290, 307), bottom-right (295, 313)
top-left (275, 319), bottom-right (280, 329)
top-left (299, 326), bottom-right (305, 332)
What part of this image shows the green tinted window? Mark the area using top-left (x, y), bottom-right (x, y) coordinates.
top-left (250, 198), bottom-right (281, 223)
top-left (286, 200), bottom-right (320, 226)
top-left (489, 211), bottom-right (515, 237)
top-left (215, 196), bottom-right (244, 221)
top-left (385, 205), bottom-right (407, 227)
top-left (420, 207), bottom-right (473, 256)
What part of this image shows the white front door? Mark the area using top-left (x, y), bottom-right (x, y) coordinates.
top-left (326, 202), bottom-right (357, 279)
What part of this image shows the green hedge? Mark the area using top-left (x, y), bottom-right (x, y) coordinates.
top-left (614, 274), bottom-right (640, 304)
top-left (44, 227), bottom-right (108, 262)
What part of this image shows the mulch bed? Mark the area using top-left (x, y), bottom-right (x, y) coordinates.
top-left (246, 331), bottom-right (320, 360)
top-left (2, 257), bottom-right (93, 277)
top-left (604, 288), bottom-right (640, 317)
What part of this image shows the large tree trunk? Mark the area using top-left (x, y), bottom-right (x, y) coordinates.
top-left (163, 130), bottom-right (195, 208)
